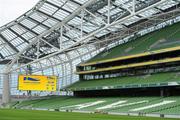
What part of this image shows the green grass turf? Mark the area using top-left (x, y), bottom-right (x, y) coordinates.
top-left (0, 109), bottom-right (178, 120)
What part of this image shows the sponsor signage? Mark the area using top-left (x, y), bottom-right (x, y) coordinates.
top-left (18, 75), bottom-right (57, 91)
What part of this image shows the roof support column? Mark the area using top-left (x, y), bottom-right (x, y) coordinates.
top-left (81, 10), bottom-right (84, 38)
top-left (132, 0), bottom-right (136, 13)
top-left (107, 0), bottom-right (111, 24)
top-left (2, 69), bottom-right (10, 105)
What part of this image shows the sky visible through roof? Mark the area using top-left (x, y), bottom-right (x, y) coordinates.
top-left (0, 0), bottom-right (39, 27)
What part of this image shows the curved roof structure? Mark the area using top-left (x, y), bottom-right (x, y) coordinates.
top-left (0, 0), bottom-right (180, 89)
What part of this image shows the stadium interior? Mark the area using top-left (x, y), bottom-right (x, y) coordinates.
top-left (0, 0), bottom-right (180, 119)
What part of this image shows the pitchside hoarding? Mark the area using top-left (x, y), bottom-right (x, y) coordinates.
top-left (18, 75), bottom-right (57, 91)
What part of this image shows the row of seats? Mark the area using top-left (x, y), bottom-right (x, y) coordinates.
top-left (67, 72), bottom-right (180, 91)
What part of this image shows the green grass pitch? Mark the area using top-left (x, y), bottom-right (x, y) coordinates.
top-left (0, 109), bottom-right (178, 120)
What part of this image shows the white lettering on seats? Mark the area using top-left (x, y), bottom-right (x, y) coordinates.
top-left (60, 101), bottom-right (105, 110)
top-left (130, 100), bottom-right (176, 112)
top-left (96, 100), bottom-right (148, 110)
top-left (96, 101), bottom-right (127, 110)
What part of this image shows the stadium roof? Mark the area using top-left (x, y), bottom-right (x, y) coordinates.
top-left (0, 0), bottom-right (179, 71)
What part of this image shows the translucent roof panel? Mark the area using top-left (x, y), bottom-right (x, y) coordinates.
top-left (29, 13), bottom-right (48, 23)
top-left (39, 3), bottom-right (58, 16)
top-left (20, 19), bottom-right (38, 29)
top-left (33, 26), bottom-right (47, 34)
top-left (53, 9), bottom-right (70, 20)
top-left (139, 8), bottom-right (160, 17)
top-left (157, 0), bottom-right (179, 10)
top-left (43, 18), bottom-right (59, 27)
top-left (62, 1), bottom-right (79, 12)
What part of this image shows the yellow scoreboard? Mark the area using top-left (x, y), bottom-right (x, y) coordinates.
top-left (18, 75), bottom-right (57, 91)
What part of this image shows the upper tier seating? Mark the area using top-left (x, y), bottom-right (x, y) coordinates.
top-left (87, 22), bottom-right (180, 63)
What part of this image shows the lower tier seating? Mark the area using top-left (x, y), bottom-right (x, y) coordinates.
top-left (14, 96), bottom-right (180, 115)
